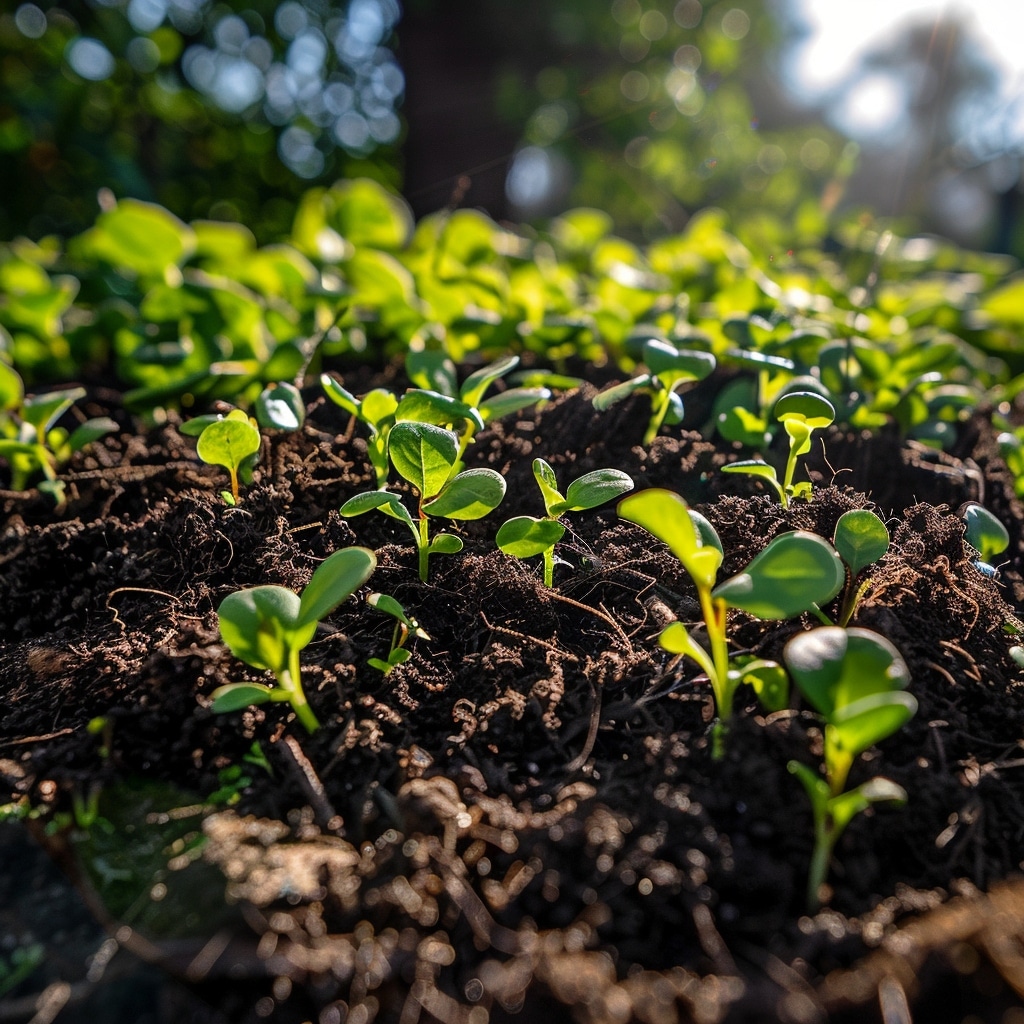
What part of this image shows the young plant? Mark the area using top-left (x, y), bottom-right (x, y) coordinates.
top-left (496, 457), bottom-right (633, 585)
top-left (195, 409), bottom-right (262, 505)
top-left (0, 365), bottom-right (117, 506)
top-left (399, 352), bottom-right (551, 463)
top-left (366, 592), bottom-right (430, 674)
top-left (341, 421), bottom-right (506, 581)
top-left (321, 376), bottom-right (398, 488)
top-left (619, 489), bottom-right (791, 755)
top-left (832, 509), bottom-right (890, 625)
top-left (722, 391), bottom-right (835, 507)
top-left (784, 626), bottom-right (916, 910)
top-left (960, 502), bottom-right (1010, 578)
top-left (212, 546), bottom-right (377, 733)
top-left (593, 339), bottom-right (716, 445)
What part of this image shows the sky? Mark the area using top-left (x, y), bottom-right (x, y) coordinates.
top-left (784, 0), bottom-right (1024, 142)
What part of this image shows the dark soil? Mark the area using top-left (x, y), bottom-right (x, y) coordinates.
top-left (3, 379), bottom-right (1024, 1024)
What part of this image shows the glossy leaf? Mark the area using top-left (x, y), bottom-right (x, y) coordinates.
top-left (833, 509), bottom-right (889, 576)
top-left (962, 503), bottom-right (1010, 564)
top-left (423, 468), bottom-right (506, 519)
top-left (496, 516), bottom-right (566, 557)
top-left (561, 467), bottom-right (634, 512)
top-left (211, 682), bottom-right (276, 713)
top-left (388, 421), bottom-right (458, 497)
top-left (196, 417), bottom-right (261, 474)
top-left (218, 586), bottom-right (304, 673)
top-left (618, 488), bottom-right (722, 590)
top-left (297, 547), bottom-right (377, 628)
top-left (713, 531), bottom-right (845, 619)
top-left (658, 621), bottom-right (717, 682)
top-left (460, 354), bottom-right (519, 408)
top-left (340, 490), bottom-right (416, 531)
top-left (256, 382), bottom-right (305, 431)
top-left (396, 390), bottom-right (485, 432)
top-left (532, 458), bottom-right (565, 516)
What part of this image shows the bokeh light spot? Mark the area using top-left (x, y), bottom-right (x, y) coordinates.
top-left (15, 3), bottom-right (47, 39)
top-left (66, 37), bottom-right (116, 81)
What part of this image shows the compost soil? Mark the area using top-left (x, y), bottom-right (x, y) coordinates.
top-left (3, 377), bottom-right (1024, 1024)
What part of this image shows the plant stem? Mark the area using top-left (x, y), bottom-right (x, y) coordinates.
top-left (807, 809), bottom-right (837, 913)
top-left (543, 546), bottom-right (555, 587)
top-left (699, 587), bottom-right (732, 758)
top-left (417, 514), bottom-right (431, 582)
top-left (280, 650), bottom-right (321, 734)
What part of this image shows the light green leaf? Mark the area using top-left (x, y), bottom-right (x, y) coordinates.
top-left (255, 382), bottom-right (305, 432)
top-left (218, 586), bottom-right (302, 673)
top-left (532, 458), bottom-right (565, 517)
top-left (834, 509), bottom-right (889, 576)
top-left (430, 534), bottom-right (463, 554)
top-left (211, 682), bottom-right (276, 713)
top-left (340, 490), bottom-right (416, 531)
top-left (713, 531), bottom-right (845, 619)
top-left (829, 691), bottom-right (918, 762)
top-left (423, 468), bottom-right (506, 519)
top-left (460, 354), bottom-right (519, 408)
top-left (388, 421), bottom-right (458, 497)
top-left (298, 547), bottom-right (377, 628)
top-left (196, 417), bottom-right (261, 474)
top-left (561, 468), bottom-right (634, 512)
top-left (496, 516), bottom-right (566, 557)
top-left (658, 621), bottom-right (717, 682)
top-left (395, 390), bottom-right (484, 432)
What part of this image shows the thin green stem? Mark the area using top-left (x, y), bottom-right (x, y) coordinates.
top-left (542, 546), bottom-right (555, 587)
top-left (807, 808), bottom-right (836, 913)
top-left (417, 513), bottom-right (431, 582)
top-left (279, 649), bottom-right (320, 734)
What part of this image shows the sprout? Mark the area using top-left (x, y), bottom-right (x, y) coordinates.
top-left (366, 592), bottom-right (430, 674)
top-left (342, 421), bottom-right (506, 581)
top-left (960, 502), bottom-right (1010, 577)
top-left (213, 546), bottom-right (377, 733)
top-left (722, 391), bottom-right (835, 507)
top-left (195, 410), bottom-right (262, 505)
top-left (497, 457), bottom-right (633, 585)
top-left (784, 626), bottom-right (916, 910)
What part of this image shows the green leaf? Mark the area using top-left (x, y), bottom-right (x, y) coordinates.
top-left (423, 468), bottom-right (506, 519)
top-left (721, 460), bottom-right (781, 489)
top-left (618, 488), bottom-right (722, 590)
top-left (736, 659), bottom-right (790, 713)
top-left (360, 389), bottom-right (399, 430)
top-left (712, 531), bottom-right (845, 619)
top-left (833, 509), bottom-right (889, 576)
top-left (65, 417), bottom-right (118, 454)
top-left (561, 468), bottom-right (634, 512)
top-left (592, 376), bottom-right (652, 411)
top-left (829, 691), bottom-right (918, 761)
top-left (297, 547), bottom-right (377, 628)
top-left (22, 387), bottom-right (84, 436)
top-left (396, 390), bottom-right (484, 432)
top-left (78, 198), bottom-right (195, 277)
top-left (430, 534), bottom-right (463, 554)
top-left (532, 458), bottom-right (565, 517)
top-left (406, 349), bottom-right (458, 396)
top-left (961, 503), bottom-right (1010, 564)
top-left (388, 421), bottom-right (458, 497)
top-left (367, 592), bottom-right (429, 637)
top-left (321, 375), bottom-right (360, 417)
top-left (643, 341), bottom-right (716, 383)
top-left (479, 386), bottom-right (551, 422)
top-left (341, 490), bottom-right (416, 531)
top-left (218, 586), bottom-right (303, 673)
top-left (784, 626), bottom-right (911, 720)
top-left (787, 759), bottom-right (831, 815)
top-left (773, 391), bottom-right (836, 430)
top-left (196, 417), bottom-right (261, 474)
top-left (658, 621), bottom-right (717, 682)
top-left (460, 354), bottom-right (519, 408)
top-left (255, 382), bottom-right (305, 432)
top-left (0, 363), bottom-right (24, 411)
top-left (211, 682), bottom-right (276, 713)
top-left (496, 516), bottom-right (566, 557)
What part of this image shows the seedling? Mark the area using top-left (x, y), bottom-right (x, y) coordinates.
top-left (593, 340), bottom-right (716, 445)
top-left (621, 489), bottom-right (852, 755)
top-left (212, 546), bottom-right (377, 733)
top-left (254, 381), bottom-right (306, 431)
top-left (722, 391), bottom-right (835, 507)
top-left (784, 626), bottom-right (916, 910)
top-left (366, 592), bottom-right (430, 674)
top-left (399, 352), bottom-right (550, 463)
top-left (195, 409), bottom-right (262, 505)
top-left (0, 366), bottom-right (117, 506)
top-left (341, 421), bottom-right (506, 581)
top-left (832, 509), bottom-right (890, 625)
top-left (322, 376), bottom-right (398, 488)
top-left (496, 457), bottom-right (634, 585)
top-left (960, 502), bottom-right (1010, 577)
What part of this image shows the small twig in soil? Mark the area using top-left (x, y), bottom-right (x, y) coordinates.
top-left (278, 734), bottom-right (340, 832)
top-left (105, 587), bottom-right (181, 632)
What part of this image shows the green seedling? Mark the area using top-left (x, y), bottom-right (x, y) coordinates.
top-left (621, 489), bottom-right (855, 755)
top-left (0, 365), bottom-right (117, 506)
top-left (619, 488), bottom-right (786, 756)
top-left (322, 376), bottom-right (398, 488)
top-left (0, 944), bottom-right (44, 999)
top-left (496, 457), bottom-right (633, 585)
top-left (399, 352), bottom-right (550, 463)
top-left (366, 592), bottom-right (430, 674)
top-left (195, 409), bottom-right (262, 505)
top-left (341, 421), bottom-right (506, 581)
top-left (722, 391), bottom-right (835, 507)
top-left (832, 509), bottom-right (890, 625)
top-left (213, 546), bottom-right (377, 733)
top-left (593, 339), bottom-right (716, 445)
top-left (784, 626), bottom-right (916, 910)
top-left (254, 381), bottom-right (306, 431)
top-left (960, 502), bottom-right (1010, 577)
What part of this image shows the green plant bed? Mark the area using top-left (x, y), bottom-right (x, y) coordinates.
top-left (2, 381), bottom-right (1024, 1023)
